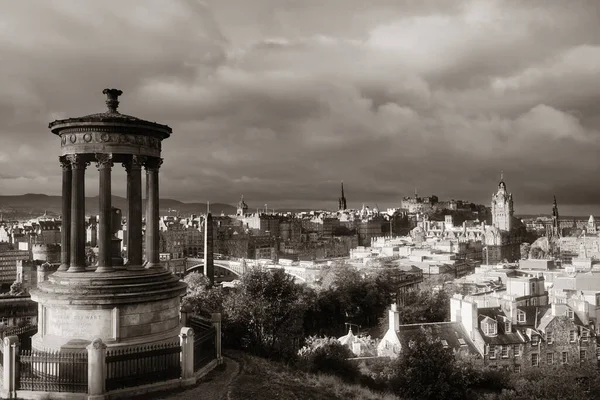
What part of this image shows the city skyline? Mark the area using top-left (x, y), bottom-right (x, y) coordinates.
top-left (1, 1), bottom-right (600, 215)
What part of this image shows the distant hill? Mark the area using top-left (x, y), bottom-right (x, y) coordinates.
top-left (0, 194), bottom-right (236, 218)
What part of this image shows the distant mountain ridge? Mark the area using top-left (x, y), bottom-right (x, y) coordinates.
top-left (0, 193), bottom-right (237, 217)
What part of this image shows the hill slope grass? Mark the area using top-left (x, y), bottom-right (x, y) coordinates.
top-left (228, 351), bottom-right (400, 400)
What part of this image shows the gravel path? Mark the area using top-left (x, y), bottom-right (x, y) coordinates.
top-left (140, 357), bottom-right (241, 400)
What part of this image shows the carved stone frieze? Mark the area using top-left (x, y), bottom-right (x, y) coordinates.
top-left (59, 132), bottom-right (162, 150)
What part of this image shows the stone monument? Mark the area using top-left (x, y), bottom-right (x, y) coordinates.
top-left (30, 89), bottom-right (187, 351)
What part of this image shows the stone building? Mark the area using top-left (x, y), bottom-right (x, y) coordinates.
top-left (0, 295), bottom-right (37, 327)
top-left (0, 248), bottom-right (31, 287)
top-left (450, 296), bottom-right (597, 372)
top-left (377, 303), bottom-right (479, 359)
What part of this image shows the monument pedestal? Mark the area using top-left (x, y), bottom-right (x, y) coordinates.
top-left (30, 269), bottom-right (186, 352)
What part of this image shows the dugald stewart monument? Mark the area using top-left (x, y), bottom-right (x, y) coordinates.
top-left (30, 89), bottom-right (187, 352)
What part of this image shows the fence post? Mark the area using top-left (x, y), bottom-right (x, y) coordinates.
top-left (180, 305), bottom-right (192, 327)
top-left (87, 338), bottom-right (107, 400)
top-left (211, 313), bottom-right (222, 364)
top-left (180, 327), bottom-right (195, 383)
top-left (2, 335), bottom-right (19, 399)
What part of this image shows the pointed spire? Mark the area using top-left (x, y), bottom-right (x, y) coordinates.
top-left (207, 201), bottom-right (210, 214)
top-left (341, 180), bottom-right (345, 197)
top-left (500, 171), bottom-right (504, 181)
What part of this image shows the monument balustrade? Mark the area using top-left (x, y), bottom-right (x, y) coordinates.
top-left (0, 320), bottom-right (222, 399)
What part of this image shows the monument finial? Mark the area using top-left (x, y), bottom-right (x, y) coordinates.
top-left (102, 88), bottom-right (123, 113)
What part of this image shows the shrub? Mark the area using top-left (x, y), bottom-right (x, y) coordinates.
top-left (297, 336), bottom-right (360, 383)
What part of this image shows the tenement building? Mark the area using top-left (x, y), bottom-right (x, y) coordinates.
top-left (450, 295), bottom-right (597, 371)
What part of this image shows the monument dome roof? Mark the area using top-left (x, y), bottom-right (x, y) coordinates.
top-left (48, 88), bottom-right (171, 139)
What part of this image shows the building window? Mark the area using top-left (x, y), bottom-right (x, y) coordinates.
top-left (569, 330), bottom-right (577, 343)
top-left (547, 352), bottom-right (554, 365)
top-left (505, 321), bottom-right (511, 333)
top-left (513, 344), bottom-right (521, 357)
top-left (483, 321), bottom-right (497, 336)
top-left (567, 309), bottom-right (574, 319)
top-left (514, 365), bottom-right (521, 373)
top-left (517, 311), bottom-right (525, 323)
top-left (531, 335), bottom-right (539, 346)
top-left (547, 330), bottom-right (553, 344)
top-left (501, 346), bottom-right (509, 359)
top-left (581, 330), bottom-right (589, 342)
top-left (580, 350), bottom-right (587, 363)
top-left (531, 353), bottom-right (539, 367)
top-left (562, 352), bottom-right (568, 364)
top-left (489, 345), bottom-right (496, 359)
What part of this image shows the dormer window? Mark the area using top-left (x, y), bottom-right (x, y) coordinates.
top-left (517, 311), bottom-right (526, 323)
top-left (441, 340), bottom-right (449, 348)
top-left (531, 335), bottom-right (539, 346)
top-left (505, 321), bottom-right (511, 333)
top-left (581, 330), bottom-right (589, 342)
top-left (458, 338), bottom-right (466, 347)
top-left (482, 320), bottom-right (497, 336)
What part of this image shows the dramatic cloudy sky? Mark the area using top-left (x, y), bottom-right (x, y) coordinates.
top-left (1, 0), bottom-right (600, 215)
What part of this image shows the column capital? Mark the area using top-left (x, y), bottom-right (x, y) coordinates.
top-left (95, 153), bottom-right (113, 170)
top-left (66, 154), bottom-right (90, 170)
top-left (145, 157), bottom-right (163, 170)
top-left (59, 155), bottom-right (72, 171)
top-left (123, 155), bottom-right (146, 172)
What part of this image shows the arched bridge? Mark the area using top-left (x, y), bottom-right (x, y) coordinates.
top-left (185, 258), bottom-right (248, 277)
top-left (162, 257), bottom-right (315, 283)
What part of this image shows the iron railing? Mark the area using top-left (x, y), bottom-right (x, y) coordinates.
top-left (189, 315), bottom-right (217, 371)
top-left (18, 350), bottom-right (88, 393)
top-left (105, 342), bottom-right (181, 391)
top-left (193, 327), bottom-right (216, 371)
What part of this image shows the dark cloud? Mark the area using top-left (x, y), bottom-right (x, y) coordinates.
top-left (1, 0), bottom-right (600, 215)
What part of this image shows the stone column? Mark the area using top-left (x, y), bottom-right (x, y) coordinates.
top-left (96, 154), bottom-right (114, 273)
top-left (204, 213), bottom-right (214, 284)
top-left (87, 338), bottom-right (107, 399)
top-left (145, 157), bottom-right (163, 268)
top-left (180, 327), bottom-right (195, 382)
top-left (58, 156), bottom-right (72, 271)
top-left (124, 155), bottom-right (145, 270)
top-left (68, 154), bottom-right (89, 272)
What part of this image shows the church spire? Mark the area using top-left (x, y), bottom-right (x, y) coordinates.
top-left (338, 180), bottom-right (347, 211)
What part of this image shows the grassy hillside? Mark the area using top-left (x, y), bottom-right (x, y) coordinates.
top-left (228, 352), bottom-right (400, 400)
top-left (0, 193), bottom-right (236, 218)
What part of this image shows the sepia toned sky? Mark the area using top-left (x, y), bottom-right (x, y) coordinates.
top-left (1, 0), bottom-right (600, 215)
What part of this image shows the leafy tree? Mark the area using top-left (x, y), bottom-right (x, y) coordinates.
top-left (378, 285), bottom-right (450, 333)
top-left (491, 364), bottom-right (600, 400)
top-left (181, 272), bottom-right (223, 317)
top-left (223, 268), bottom-right (308, 359)
top-left (529, 247), bottom-right (546, 259)
top-left (389, 327), bottom-right (469, 400)
top-left (520, 243), bottom-right (531, 260)
top-left (8, 281), bottom-right (25, 296)
top-left (297, 336), bottom-right (360, 382)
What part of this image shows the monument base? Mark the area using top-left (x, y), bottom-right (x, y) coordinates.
top-left (30, 268), bottom-right (187, 352)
